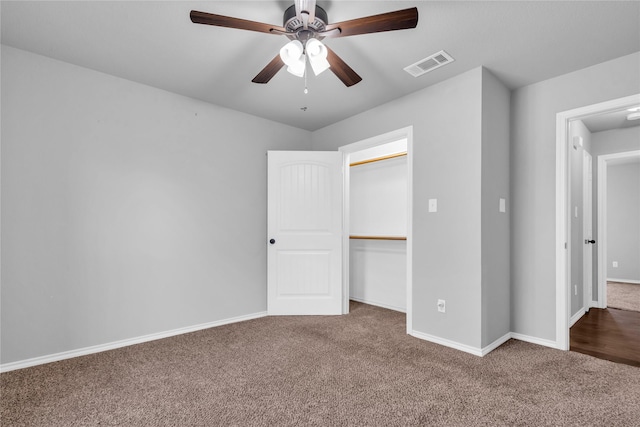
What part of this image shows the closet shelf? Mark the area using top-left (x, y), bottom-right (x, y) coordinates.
top-left (349, 235), bottom-right (407, 241)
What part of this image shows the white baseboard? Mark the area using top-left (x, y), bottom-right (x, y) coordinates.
top-left (569, 308), bottom-right (585, 327)
top-left (510, 332), bottom-right (560, 350)
top-left (349, 296), bottom-right (406, 313)
top-left (2, 313), bottom-right (569, 372)
top-left (410, 330), bottom-right (483, 356)
top-left (411, 329), bottom-right (561, 355)
top-left (607, 278), bottom-right (640, 285)
top-left (0, 311), bottom-right (267, 373)
top-left (481, 332), bottom-right (512, 356)
top-left (410, 330), bottom-right (512, 357)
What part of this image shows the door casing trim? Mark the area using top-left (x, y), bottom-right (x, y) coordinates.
top-left (555, 93), bottom-right (640, 350)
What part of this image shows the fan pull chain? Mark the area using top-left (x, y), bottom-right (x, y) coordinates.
top-left (304, 66), bottom-right (309, 94)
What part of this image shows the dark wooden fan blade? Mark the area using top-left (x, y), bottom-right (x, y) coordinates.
top-left (190, 10), bottom-right (286, 34)
top-left (324, 7), bottom-right (418, 38)
top-left (252, 55), bottom-right (285, 84)
top-left (326, 46), bottom-right (362, 87)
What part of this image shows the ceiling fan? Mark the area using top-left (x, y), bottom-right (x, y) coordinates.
top-left (190, 0), bottom-right (418, 87)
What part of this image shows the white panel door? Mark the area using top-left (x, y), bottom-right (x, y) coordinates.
top-left (583, 151), bottom-right (593, 310)
top-left (267, 151), bottom-right (343, 315)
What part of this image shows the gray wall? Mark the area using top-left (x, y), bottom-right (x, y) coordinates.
top-left (590, 126), bottom-right (640, 298)
top-left (312, 67), bottom-right (510, 351)
top-left (312, 68), bottom-right (485, 349)
top-left (3, 42), bottom-right (639, 365)
top-left (607, 162), bottom-right (640, 281)
top-left (1, 46), bottom-right (312, 364)
top-left (480, 69), bottom-right (511, 347)
top-left (510, 52), bottom-right (640, 341)
top-left (592, 127), bottom-right (640, 157)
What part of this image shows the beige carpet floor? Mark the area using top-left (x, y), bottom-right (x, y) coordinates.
top-left (608, 281), bottom-right (640, 312)
top-left (2, 302), bottom-right (639, 426)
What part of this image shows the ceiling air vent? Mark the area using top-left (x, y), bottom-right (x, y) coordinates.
top-left (404, 50), bottom-right (454, 77)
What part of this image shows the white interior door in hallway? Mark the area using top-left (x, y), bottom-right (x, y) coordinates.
top-left (583, 151), bottom-right (594, 312)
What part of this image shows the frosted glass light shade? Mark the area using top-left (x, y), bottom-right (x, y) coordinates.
top-left (306, 38), bottom-right (330, 76)
top-left (287, 58), bottom-right (306, 77)
top-left (280, 40), bottom-right (306, 77)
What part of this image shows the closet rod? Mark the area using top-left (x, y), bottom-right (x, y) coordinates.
top-left (350, 152), bottom-right (407, 167)
top-left (349, 235), bottom-right (407, 241)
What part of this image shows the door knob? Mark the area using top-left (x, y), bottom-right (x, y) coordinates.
top-left (585, 239), bottom-right (596, 244)
top-left (269, 239), bottom-right (276, 245)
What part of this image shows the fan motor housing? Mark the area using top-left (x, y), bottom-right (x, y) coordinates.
top-left (283, 5), bottom-right (328, 33)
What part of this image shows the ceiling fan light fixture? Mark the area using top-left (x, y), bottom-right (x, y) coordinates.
top-left (287, 57), bottom-right (306, 77)
top-left (191, 5), bottom-right (418, 86)
top-left (280, 40), bottom-right (306, 77)
top-left (280, 39), bottom-right (303, 63)
top-left (306, 38), bottom-right (330, 76)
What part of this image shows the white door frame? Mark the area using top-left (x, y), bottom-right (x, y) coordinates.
top-left (339, 126), bottom-right (414, 333)
top-left (555, 93), bottom-right (640, 350)
top-left (596, 149), bottom-right (640, 309)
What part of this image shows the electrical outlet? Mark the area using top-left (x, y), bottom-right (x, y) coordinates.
top-left (613, 261), bottom-right (618, 268)
top-left (437, 299), bottom-right (445, 313)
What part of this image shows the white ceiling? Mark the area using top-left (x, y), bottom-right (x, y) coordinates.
top-left (1, 1), bottom-right (639, 131)
top-left (581, 107), bottom-right (640, 133)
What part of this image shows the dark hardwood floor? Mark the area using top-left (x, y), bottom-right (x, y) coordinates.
top-left (570, 308), bottom-right (640, 367)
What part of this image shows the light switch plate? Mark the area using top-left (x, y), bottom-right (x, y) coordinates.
top-left (429, 199), bottom-right (438, 213)
top-left (499, 198), bottom-right (506, 213)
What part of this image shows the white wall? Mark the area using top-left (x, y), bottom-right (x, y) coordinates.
top-left (350, 240), bottom-right (406, 312)
top-left (607, 161), bottom-right (640, 282)
top-left (0, 46), bottom-right (312, 365)
top-left (350, 156), bottom-right (407, 237)
top-left (511, 52), bottom-right (640, 341)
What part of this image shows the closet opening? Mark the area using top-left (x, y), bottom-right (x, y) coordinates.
top-left (339, 127), bottom-right (413, 333)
